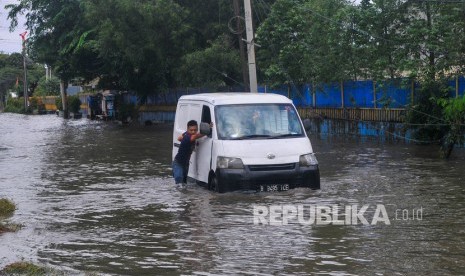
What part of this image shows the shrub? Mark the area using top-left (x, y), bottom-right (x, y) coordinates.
top-left (4, 97), bottom-right (25, 113)
top-left (55, 97), bottom-right (62, 111)
top-left (68, 95), bottom-right (82, 114)
top-left (0, 198), bottom-right (19, 235)
top-left (1, 262), bottom-right (47, 275)
top-left (0, 198), bottom-right (15, 219)
top-left (54, 96), bottom-right (81, 114)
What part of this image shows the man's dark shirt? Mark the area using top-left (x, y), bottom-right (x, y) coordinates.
top-left (175, 132), bottom-right (195, 166)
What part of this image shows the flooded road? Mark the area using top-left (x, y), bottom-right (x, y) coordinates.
top-left (1, 113), bottom-right (465, 275)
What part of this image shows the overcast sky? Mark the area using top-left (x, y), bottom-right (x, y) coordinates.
top-left (1, 0), bottom-right (26, 54)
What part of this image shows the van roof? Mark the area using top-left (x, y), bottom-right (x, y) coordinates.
top-left (178, 92), bottom-right (292, 105)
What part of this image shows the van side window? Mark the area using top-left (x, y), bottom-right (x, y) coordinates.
top-left (201, 105), bottom-right (211, 124)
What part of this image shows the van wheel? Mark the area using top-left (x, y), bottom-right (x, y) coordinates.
top-left (208, 174), bottom-right (220, 193)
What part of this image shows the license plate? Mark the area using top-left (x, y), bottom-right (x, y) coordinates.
top-left (259, 183), bottom-right (290, 192)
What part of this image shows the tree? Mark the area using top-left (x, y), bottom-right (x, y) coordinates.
top-left (256, 0), bottom-right (355, 87)
top-left (355, 0), bottom-right (406, 80)
top-left (175, 35), bottom-right (242, 89)
top-left (81, 0), bottom-right (192, 98)
top-left (0, 54), bottom-right (21, 107)
top-left (435, 95), bottom-right (465, 158)
top-left (5, 0), bottom-right (277, 101)
top-left (398, 1), bottom-right (465, 157)
top-left (0, 53), bottom-right (43, 111)
top-left (7, 0), bottom-right (97, 117)
top-left (34, 76), bottom-right (61, 96)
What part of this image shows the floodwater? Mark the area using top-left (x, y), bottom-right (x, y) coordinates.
top-left (1, 113), bottom-right (465, 275)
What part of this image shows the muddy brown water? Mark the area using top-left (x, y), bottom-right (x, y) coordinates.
top-left (1, 113), bottom-right (465, 275)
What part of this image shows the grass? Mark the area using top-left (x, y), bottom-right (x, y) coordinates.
top-left (0, 261), bottom-right (101, 276)
top-left (0, 198), bottom-right (16, 218)
top-left (0, 198), bottom-right (21, 234)
top-left (0, 262), bottom-right (47, 276)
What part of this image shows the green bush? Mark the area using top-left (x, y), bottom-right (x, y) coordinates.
top-left (0, 198), bottom-right (15, 219)
top-left (55, 97), bottom-right (62, 111)
top-left (4, 97), bottom-right (25, 113)
top-left (54, 96), bottom-right (81, 113)
top-left (404, 81), bottom-right (449, 144)
top-left (68, 95), bottom-right (82, 114)
top-left (35, 76), bottom-right (60, 96)
top-left (1, 262), bottom-right (47, 275)
top-left (0, 198), bottom-right (19, 234)
top-left (29, 97), bottom-right (39, 110)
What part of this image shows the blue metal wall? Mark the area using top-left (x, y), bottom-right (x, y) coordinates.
top-left (130, 76), bottom-right (465, 107)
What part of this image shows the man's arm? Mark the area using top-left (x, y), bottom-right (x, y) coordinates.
top-left (190, 132), bottom-right (204, 142)
top-left (190, 122), bottom-right (214, 142)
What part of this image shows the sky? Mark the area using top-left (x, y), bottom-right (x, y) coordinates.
top-left (0, 0), bottom-right (26, 54)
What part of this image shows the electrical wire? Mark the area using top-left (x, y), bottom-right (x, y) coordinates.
top-left (207, 64), bottom-right (244, 87)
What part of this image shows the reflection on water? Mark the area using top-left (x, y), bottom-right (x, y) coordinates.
top-left (1, 113), bottom-right (465, 275)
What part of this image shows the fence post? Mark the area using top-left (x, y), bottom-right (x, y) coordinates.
top-left (411, 79), bottom-right (415, 105)
top-left (340, 81), bottom-right (344, 108)
top-left (373, 80), bottom-right (377, 109)
top-left (312, 83), bottom-right (316, 108)
top-left (456, 76), bottom-right (459, 98)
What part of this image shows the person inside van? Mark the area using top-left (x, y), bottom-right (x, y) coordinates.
top-left (172, 120), bottom-right (212, 185)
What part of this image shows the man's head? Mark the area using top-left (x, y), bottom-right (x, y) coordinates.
top-left (187, 120), bottom-right (198, 135)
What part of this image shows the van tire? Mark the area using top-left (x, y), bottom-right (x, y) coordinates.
top-left (208, 173), bottom-right (221, 193)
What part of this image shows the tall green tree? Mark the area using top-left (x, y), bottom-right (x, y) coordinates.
top-left (7, 0), bottom-right (96, 117)
top-left (175, 35), bottom-right (242, 89)
top-left (399, 1), bottom-right (465, 156)
top-left (256, 0), bottom-right (354, 86)
top-left (82, 0), bottom-right (190, 98)
top-left (355, 0), bottom-right (406, 80)
top-left (0, 53), bottom-right (44, 111)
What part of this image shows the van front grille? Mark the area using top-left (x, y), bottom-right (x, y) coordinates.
top-left (248, 163), bottom-right (296, 172)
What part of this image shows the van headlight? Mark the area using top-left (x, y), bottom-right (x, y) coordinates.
top-left (217, 156), bottom-right (244, 169)
top-left (299, 153), bottom-right (318, 166)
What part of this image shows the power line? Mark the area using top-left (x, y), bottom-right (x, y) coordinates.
top-left (207, 64), bottom-right (244, 87)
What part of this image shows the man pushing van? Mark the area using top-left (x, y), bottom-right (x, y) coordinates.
top-left (172, 93), bottom-right (320, 193)
top-left (172, 120), bottom-right (212, 185)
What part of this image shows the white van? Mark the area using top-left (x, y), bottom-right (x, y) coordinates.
top-left (172, 93), bottom-right (320, 193)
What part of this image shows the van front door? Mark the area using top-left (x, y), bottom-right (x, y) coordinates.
top-left (196, 105), bottom-right (213, 184)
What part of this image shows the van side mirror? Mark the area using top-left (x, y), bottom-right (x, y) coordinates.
top-left (303, 119), bottom-right (312, 132)
top-left (200, 122), bottom-right (212, 136)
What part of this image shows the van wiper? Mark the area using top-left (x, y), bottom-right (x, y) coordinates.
top-left (270, 133), bottom-right (303, 139)
top-left (231, 134), bottom-right (272, 140)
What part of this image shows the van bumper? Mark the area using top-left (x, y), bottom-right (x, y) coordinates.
top-left (215, 163), bottom-right (320, 193)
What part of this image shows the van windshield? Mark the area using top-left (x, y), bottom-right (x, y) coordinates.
top-left (215, 104), bottom-right (305, 140)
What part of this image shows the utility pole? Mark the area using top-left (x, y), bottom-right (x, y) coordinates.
top-left (244, 0), bottom-right (258, 93)
top-left (233, 0), bottom-right (250, 91)
top-left (20, 31), bottom-right (28, 111)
